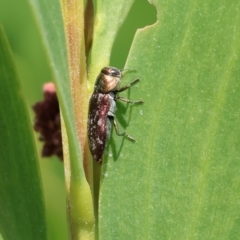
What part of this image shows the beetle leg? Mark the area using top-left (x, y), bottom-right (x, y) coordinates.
top-left (116, 79), bottom-right (140, 92)
top-left (116, 78), bottom-right (143, 104)
top-left (116, 96), bottom-right (143, 104)
top-left (111, 118), bottom-right (135, 141)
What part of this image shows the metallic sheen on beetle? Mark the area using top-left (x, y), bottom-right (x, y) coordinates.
top-left (87, 66), bottom-right (143, 163)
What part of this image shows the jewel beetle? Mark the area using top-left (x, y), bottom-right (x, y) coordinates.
top-left (87, 66), bottom-right (143, 163)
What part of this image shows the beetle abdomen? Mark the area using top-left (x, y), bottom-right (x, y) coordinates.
top-left (88, 93), bottom-right (112, 162)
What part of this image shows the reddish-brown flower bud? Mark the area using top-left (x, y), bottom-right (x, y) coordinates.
top-left (33, 82), bottom-right (63, 160)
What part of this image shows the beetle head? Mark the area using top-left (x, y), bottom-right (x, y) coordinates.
top-left (95, 66), bottom-right (123, 93)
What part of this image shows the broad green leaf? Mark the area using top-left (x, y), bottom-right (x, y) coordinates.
top-left (29, 0), bottom-right (94, 238)
top-left (99, 0), bottom-right (240, 239)
top-left (0, 26), bottom-right (47, 240)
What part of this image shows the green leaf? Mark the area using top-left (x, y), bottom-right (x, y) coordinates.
top-left (99, 0), bottom-right (240, 239)
top-left (0, 26), bottom-right (47, 240)
top-left (88, 0), bottom-right (135, 85)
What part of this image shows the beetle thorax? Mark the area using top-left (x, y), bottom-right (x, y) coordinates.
top-left (95, 73), bottom-right (121, 93)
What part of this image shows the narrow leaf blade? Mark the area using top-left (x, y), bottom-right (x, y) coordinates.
top-left (0, 26), bottom-right (47, 240)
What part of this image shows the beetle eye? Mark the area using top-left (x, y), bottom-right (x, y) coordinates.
top-left (109, 68), bottom-right (119, 76)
